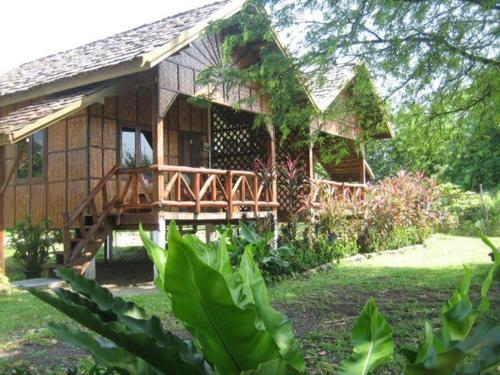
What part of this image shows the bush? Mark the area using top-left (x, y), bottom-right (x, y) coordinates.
top-left (300, 171), bottom-right (450, 257)
top-left (216, 218), bottom-right (291, 277)
top-left (9, 217), bottom-right (59, 278)
top-left (440, 183), bottom-right (500, 236)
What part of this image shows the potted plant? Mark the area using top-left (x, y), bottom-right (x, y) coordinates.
top-left (9, 217), bottom-right (58, 279)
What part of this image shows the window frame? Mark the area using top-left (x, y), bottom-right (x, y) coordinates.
top-left (16, 130), bottom-right (47, 184)
top-left (118, 123), bottom-right (153, 169)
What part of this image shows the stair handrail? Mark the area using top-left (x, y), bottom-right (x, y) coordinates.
top-left (64, 165), bottom-right (119, 228)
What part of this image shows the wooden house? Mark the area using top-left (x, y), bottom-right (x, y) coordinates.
top-left (0, 0), bottom-right (392, 276)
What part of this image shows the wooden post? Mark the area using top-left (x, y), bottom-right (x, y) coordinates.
top-left (153, 77), bottom-right (165, 203)
top-left (226, 170), bottom-right (233, 221)
top-left (268, 123), bottom-right (277, 215)
top-left (359, 158), bottom-right (366, 185)
top-left (194, 173), bottom-right (201, 213)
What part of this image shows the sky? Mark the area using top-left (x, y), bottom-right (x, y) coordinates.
top-left (0, 0), bottom-right (217, 75)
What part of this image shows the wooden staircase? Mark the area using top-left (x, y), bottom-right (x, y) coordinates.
top-left (63, 166), bottom-right (120, 274)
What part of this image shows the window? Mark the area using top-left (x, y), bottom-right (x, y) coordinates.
top-left (120, 126), bottom-right (153, 168)
top-left (17, 130), bottom-right (46, 181)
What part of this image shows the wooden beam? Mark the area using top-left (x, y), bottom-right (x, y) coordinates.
top-left (0, 146), bottom-right (4, 275)
top-left (153, 73), bottom-right (165, 202)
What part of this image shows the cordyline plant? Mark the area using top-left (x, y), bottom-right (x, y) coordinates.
top-left (29, 224), bottom-right (498, 374)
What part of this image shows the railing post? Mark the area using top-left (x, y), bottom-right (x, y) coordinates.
top-left (253, 174), bottom-right (259, 215)
top-left (194, 173), bottom-right (201, 213)
top-left (226, 170), bottom-right (233, 221)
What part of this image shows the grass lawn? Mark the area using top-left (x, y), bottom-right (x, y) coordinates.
top-left (0, 234), bottom-right (498, 374)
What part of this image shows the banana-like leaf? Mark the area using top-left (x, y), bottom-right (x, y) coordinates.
top-left (237, 248), bottom-right (305, 372)
top-left (163, 221), bottom-right (282, 375)
top-left (30, 281), bottom-right (208, 374)
top-left (240, 359), bottom-right (301, 375)
top-left (55, 268), bottom-right (208, 372)
top-left (139, 225), bottom-right (168, 290)
top-left (338, 298), bottom-right (394, 375)
top-left (49, 322), bottom-right (161, 375)
top-left (403, 260), bottom-right (499, 375)
top-left (458, 323), bottom-right (500, 375)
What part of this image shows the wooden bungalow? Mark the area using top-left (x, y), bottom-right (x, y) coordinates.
top-left (0, 0), bottom-right (392, 277)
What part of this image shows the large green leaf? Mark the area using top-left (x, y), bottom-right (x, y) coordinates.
top-left (55, 268), bottom-right (208, 372)
top-left (163, 221), bottom-right (282, 374)
top-left (30, 280), bottom-right (208, 374)
top-left (49, 322), bottom-right (161, 375)
top-left (237, 248), bottom-right (305, 372)
top-left (403, 259), bottom-right (499, 375)
top-left (139, 225), bottom-right (168, 290)
top-left (338, 298), bottom-right (394, 375)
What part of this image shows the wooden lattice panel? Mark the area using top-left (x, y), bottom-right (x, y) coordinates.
top-left (211, 104), bottom-right (269, 171)
top-left (276, 131), bottom-right (311, 219)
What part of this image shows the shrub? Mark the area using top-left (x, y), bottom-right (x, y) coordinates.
top-left (9, 216), bottom-right (59, 278)
top-left (440, 183), bottom-right (500, 236)
top-left (216, 219), bottom-right (291, 277)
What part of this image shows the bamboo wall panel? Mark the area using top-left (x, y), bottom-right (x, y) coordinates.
top-left (67, 149), bottom-right (88, 180)
top-left (3, 187), bottom-right (14, 228)
top-left (90, 117), bottom-right (103, 146)
top-left (48, 121), bottom-right (66, 152)
top-left (67, 180), bottom-right (87, 214)
top-left (15, 185), bottom-right (29, 222)
top-left (117, 89), bottom-right (137, 122)
top-left (47, 182), bottom-right (65, 227)
top-left (67, 116), bottom-right (87, 149)
top-left (30, 184), bottom-right (46, 222)
top-left (163, 96), bottom-right (209, 169)
top-left (90, 148), bottom-right (103, 178)
top-left (103, 119), bottom-right (117, 148)
top-left (47, 153), bottom-right (66, 182)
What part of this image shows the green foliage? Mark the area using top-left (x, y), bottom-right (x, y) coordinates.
top-left (142, 222), bottom-right (304, 374)
top-left (367, 105), bottom-right (500, 191)
top-left (216, 220), bottom-right (291, 276)
top-left (440, 184), bottom-right (500, 236)
top-left (338, 298), bottom-right (394, 375)
top-left (402, 243), bottom-right (500, 374)
top-left (29, 268), bottom-right (209, 374)
top-left (9, 216), bottom-right (59, 277)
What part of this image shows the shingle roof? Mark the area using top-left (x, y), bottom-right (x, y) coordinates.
top-left (0, 81), bottom-right (121, 144)
top-left (307, 65), bottom-right (357, 113)
top-left (0, 0), bottom-right (233, 98)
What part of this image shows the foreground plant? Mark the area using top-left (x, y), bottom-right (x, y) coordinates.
top-left (29, 224), bottom-right (498, 374)
top-left (402, 237), bottom-right (500, 375)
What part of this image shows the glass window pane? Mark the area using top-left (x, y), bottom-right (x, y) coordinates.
top-left (32, 131), bottom-right (44, 177)
top-left (140, 130), bottom-right (153, 166)
top-left (121, 128), bottom-right (136, 168)
top-left (17, 146), bottom-right (28, 179)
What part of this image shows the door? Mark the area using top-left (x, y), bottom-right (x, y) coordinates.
top-left (179, 132), bottom-right (201, 168)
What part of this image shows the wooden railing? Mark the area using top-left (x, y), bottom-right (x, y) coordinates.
top-left (310, 178), bottom-right (366, 208)
top-left (63, 165), bottom-right (119, 264)
top-left (116, 164), bottom-right (278, 219)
